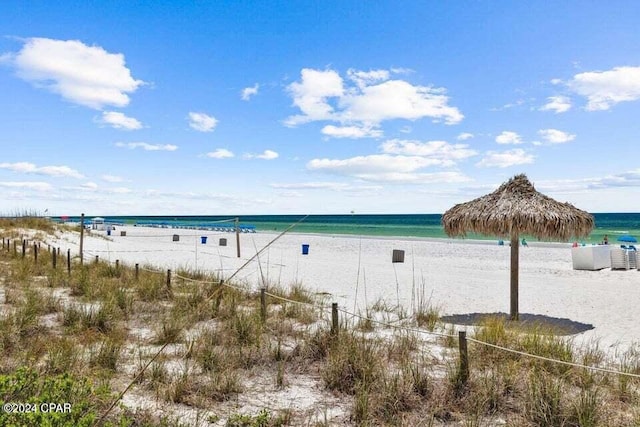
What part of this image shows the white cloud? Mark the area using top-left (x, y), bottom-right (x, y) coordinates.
top-left (99, 111), bottom-right (143, 130)
top-left (568, 66), bottom-right (640, 111)
top-left (284, 68), bottom-right (344, 126)
top-left (536, 169), bottom-right (640, 192)
top-left (476, 149), bottom-right (534, 168)
top-left (107, 187), bottom-right (132, 194)
top-left (350, 171), bottom-right (471, 184)
top-left (340, 79), bottom-right (463, 125)
top-left (259, 150), bottom-right (279, 160)
top-left (306, 136), bottom-right (475, 183)
top-left (115, 142), bottom-right (177, 151)
top-left (539, 96), bottom-right (571, 113)
top-left (347, 68), bottom-right (390, 88)
top-left (80, 182), bottom-right (99, 190)
top-left (457, 132), bottom-right (474, 141)
top-left (495, 131), bottom-right (523, 145)
top-left (390, 67), bottom-right (413, 75)
top-left (308, 154), bottom-right (443, 175)
top-left (380, 139), bottom-right (477, 163)
top-left (284, 68), bottom-right (463, 135)
top-left (0, 162), bottom-right (38, 174)
top-left (0, 181), bottom-right (52, 191)
top-left (6, 38), bottom-right (143, 109)
top-left (270, 182), bottom-right (349, 190)
top-left (306, 154), bottom-right (472, 183)
top-left (538, 129), bottom-right (576, 144)
top-left (141, 189), bottom-right (238, 202)
top-left (37, 166), bottom-right (84, 178)
top-left (270, 181), bottom-right (384, 193)
top-left (241, 84), bottom-right (259, 101)
top-left (0, 162), bottom-right (83, 178)
top-left (188, 112), bottom-right (218, 132)
top-left (244, 149), bottom-right (279, 160)
top-left (321, 125), bottom-right (383, 139)
top-left (205, 148), bottom-right (234, 159)
top-left (101, 174), bottom-right (125, 183)
top-left (491, 99), bottom-right (525, 111)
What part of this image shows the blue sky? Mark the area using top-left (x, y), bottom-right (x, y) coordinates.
top-left (1, 1), bottom-right (640, 215)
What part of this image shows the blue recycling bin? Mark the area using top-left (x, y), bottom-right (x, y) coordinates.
top-left (302, 244), bottom-right (309, 255)
top-left (201, 236), bottom-right (207, 244)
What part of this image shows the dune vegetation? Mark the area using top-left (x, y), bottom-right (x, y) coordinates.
top-left (0, 217), bottom-right (639, 426)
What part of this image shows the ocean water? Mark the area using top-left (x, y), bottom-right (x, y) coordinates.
top-left (55, 213), bottom-right (640, 244)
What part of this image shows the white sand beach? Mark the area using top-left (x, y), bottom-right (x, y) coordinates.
top-left (45, 225), bottom-right (639, 353)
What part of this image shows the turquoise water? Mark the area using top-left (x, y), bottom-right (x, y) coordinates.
top-left (54, 213), bottom-right (640, 244)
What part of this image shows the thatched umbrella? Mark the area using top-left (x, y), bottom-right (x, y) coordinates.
top-left (442, 174), bottom-right (594, 320)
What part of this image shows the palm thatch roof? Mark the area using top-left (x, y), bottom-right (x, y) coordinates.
top-left (442, 174), bottom-right (594, 240)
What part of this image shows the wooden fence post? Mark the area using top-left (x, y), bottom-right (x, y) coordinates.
top-left (95, 255), bottom-right (99, 264)
top-left (331, 303), bottom-right (339, 336)
top-left (115, 259), bottom-right (119, 270)
top-left (52, 247), bottom-right (57, 269)
top-left (79, 213), bottom-right (85, 265)
top-left (33, 243), bottom-right (38, 264)
top-left (458, 331), bottom-right (469, 385)
top-left (13, 240), bottom-right (17, 256)
top-left (260, 288), bottom-right (267, 323)
top-left (22, 240), bottom-right (26, 258)
top-left (166, 269), bottom-right (171, 290)
top-left (67, 249), bottom-right (71, 276)
top-left (135, 263), bottom-right (139, 280)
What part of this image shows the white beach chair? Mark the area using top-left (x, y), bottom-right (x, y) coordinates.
top-left (610, 248), bottom-right (630, 270)
top-left (629, 250), bottom-right (638, 269)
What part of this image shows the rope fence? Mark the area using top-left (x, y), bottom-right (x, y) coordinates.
top-left (5, 229), bottom-right (640, 426)
top-left (78, 247), bottom-right (640, 382)
top-left (11, 234), bottom-right (640, 382)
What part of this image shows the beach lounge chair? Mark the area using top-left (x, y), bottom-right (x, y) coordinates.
top-left (610, 248), bottom-right (630, 270)
top-left (629, 250), bottom-right (638, 269)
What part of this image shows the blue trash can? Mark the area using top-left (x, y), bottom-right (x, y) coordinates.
top-left (201, 236), bottom-right (207, 244)
top-left (107, 229), bottom-right (111, 236)
top-left (302, 244), bottom-right (309, 255)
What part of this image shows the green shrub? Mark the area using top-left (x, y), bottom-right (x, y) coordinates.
top-left (0, 367), bottom-right (111, 426)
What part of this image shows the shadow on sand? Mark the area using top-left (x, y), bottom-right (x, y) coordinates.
top-left (440, 312), bottom-right (594, 336)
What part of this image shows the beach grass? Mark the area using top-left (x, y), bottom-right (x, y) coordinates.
top-left (1, 218), bottom-right (640, 425)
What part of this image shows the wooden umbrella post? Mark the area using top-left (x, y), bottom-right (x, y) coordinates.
top-left (510, 233), bottom-right (519, 321)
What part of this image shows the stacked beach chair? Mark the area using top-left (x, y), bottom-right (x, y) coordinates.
top-left (610, 248), bottom-right (631, 270)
